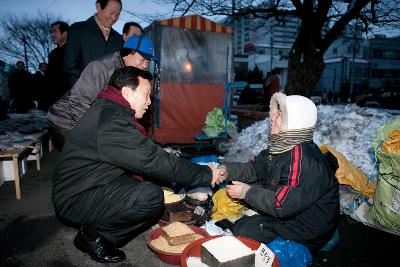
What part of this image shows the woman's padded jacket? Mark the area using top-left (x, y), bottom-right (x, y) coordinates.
top-left (224, 142), bottom-right (339, 243)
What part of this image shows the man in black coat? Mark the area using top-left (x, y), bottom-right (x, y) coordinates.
top-left (48, 21), bottom-right (69, 106)
top-left (32, 62), bottom-right (51, 111)
top-left (64, 0), bottom-right (124, 88)
top-left (8, 61), bottom-right (32, 113)
top-left (53, 67), bottom-right (224, 263)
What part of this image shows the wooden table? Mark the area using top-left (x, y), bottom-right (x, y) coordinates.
top-left (0, 130), bottom-right (47, 199)
top-left (231, 108), bottom-right (268, 120)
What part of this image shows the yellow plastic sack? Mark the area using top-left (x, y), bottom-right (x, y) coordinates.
top-left (320, 145), bottom-right (376, 198)
top-left (382, 130), bottom-right (400, 153)
top-left (211, 188), bottom-right (246, 221)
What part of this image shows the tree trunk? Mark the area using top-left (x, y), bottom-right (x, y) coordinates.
top-left (285, 41), bottom-right (325, 97)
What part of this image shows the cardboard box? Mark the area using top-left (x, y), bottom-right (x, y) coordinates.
top-left (27, 143), bottom-right (43, 161)
top-left (0, 159), bottom-right (27, 182)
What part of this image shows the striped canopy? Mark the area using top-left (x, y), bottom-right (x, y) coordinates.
top-left (158, 15), bottom-right (232, 33)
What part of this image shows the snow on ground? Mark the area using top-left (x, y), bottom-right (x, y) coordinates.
top-left (225, 104), bottom-right (399, 181)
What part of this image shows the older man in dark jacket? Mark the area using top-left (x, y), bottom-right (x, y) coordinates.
top-left (220, 92), bottom-right (339, 252)
top-left (64, 0), bottom-right (124, 88)
top-left (47, 35), bottom-right (155, 151)
top-left (53, 67), bottom-right (223, 263)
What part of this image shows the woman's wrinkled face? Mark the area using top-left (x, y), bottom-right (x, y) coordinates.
top-left (96, 0), bottom-right (121, 28)
top-left (122, 77), bottom-right (151, 119)
top-left (270, 111), bottom-right (281, 134)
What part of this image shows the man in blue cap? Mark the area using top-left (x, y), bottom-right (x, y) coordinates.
top-left (47, 35), bottom-right (158, 150)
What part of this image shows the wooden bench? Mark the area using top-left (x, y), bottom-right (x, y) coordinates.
top-left (0, 130), bottom-right (47, 199)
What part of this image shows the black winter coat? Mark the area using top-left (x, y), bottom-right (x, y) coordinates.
top-left (53, 99), bottom-right (212, 215)
top-left (63, 16), bottom-right (124, 88)
top-left (224, 142), bottom-right (339, 248)
top-left (48, 45), bottom-right (68, 104)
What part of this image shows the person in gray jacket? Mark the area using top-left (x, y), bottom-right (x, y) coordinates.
top-left (47, 35), bottom-right (156, 151)
top-left (53, 67), bottom-right (225, 263)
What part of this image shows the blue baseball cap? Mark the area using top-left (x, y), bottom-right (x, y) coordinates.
top-left (124, 35), bottom-right (158, 62)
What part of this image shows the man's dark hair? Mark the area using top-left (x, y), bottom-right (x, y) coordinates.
top-left (16, 61), bottom-right (24, 66)
top-left (122, 22), bottom-right (143, 34)
top-left (51, 21), bottom-right (69, 33)
top-left (96, 0), bottom-right (122, 10)
top-left (39, 62), bottom-right (47, 68)
top-left (109, 67), bottom-right (153, 91)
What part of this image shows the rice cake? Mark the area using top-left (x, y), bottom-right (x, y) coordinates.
top-left (200, 236), bottom-right (255, 267)
top-left (163, 187), bottom-right (184, 204)
top-left (162, 222), bottom-right (196, 246)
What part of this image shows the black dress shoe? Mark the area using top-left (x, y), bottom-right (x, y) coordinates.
top-left (74, 228), bottom-right (126, 263)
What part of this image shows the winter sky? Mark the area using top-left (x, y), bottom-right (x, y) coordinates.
top-left (0, 0), bottom-right (172, 33)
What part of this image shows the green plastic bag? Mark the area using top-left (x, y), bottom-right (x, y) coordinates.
top-left (203, 108), bottom-right (235, 137)
top-left (371, 117), bottom-right (400, 232)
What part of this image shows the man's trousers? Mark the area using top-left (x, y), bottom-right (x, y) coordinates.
top-left (57, 174), bottom-right (164, 245)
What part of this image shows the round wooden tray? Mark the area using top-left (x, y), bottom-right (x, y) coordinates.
top-left (147, 225), bottom-right (209, 265)
top-left (180, 235), bottom-right (280, 267)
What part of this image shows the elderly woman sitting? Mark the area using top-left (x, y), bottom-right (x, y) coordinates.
top-left (221, 92), bottom-right (339, 251)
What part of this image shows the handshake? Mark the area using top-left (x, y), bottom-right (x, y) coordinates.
top-left (208, 162), bottom-right (251, 200)
top-left (208, 162), bottom-right (227, 187)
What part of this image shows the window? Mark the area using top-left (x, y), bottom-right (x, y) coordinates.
top-left (333, 48), bottom-right (337, 54)
top-left (363, 47), bottom-right (368, 58)
top-left (383, 51), bottom-right (400, 59)
top-left (373, 49), bottom-right (383, 58)
top-left (347, 46), bottom-right (352, 54)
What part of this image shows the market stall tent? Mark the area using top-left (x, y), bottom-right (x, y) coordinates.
top-left (146, 15), bottom-right (233, 144)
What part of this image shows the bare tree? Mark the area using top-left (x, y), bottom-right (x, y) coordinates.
top-left (156, 0), bottom-right (400, 96)
top-left (0, 13), bottom-right (60, 72)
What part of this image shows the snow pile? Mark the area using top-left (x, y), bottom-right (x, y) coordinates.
top-left (225, 104), bottom-right (398, 181)
top-left (225, 119), bottom-right (270, 163)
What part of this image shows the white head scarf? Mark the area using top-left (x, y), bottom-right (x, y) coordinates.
top-left (269, 92), bottom-right (317, 132)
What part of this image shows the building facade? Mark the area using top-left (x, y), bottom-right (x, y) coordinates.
top-left (315, 33), bottom-right (400, 99)
top-left (369, 35), bottom-right (400, 89)
top-left (314, 24), bottom-right (370, 99)
top-left (230, 13), bottom-right (400, 98)
top-left (232, 15), bottom-right (300, 89)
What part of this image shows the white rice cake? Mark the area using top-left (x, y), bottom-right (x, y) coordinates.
top-left (201, 236), bottom-right (255, 266)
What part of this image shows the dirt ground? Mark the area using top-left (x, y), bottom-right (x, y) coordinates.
top-left (0, 148), bottom-right (398, 267)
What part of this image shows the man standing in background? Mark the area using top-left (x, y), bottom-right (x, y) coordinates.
top-left (48, 21), bottom-right (69, 106)
top-left (122, 21), bottom-right (142, 41)
top-left (0, 60), bottom-right (8, 102)
top-left (64, 0), bottom-right (124, 88)
top-left (32, 62), bottom-right (50, 111)
top-left (8, 61), bottom-right (32, 113)
top-left (0, 60), bottom-right (9, 120)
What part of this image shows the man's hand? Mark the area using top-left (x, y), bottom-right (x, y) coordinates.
top-left (208, 163), bottom-right (227, 187)
top-left (227, 181), bottom-right (251, 199)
